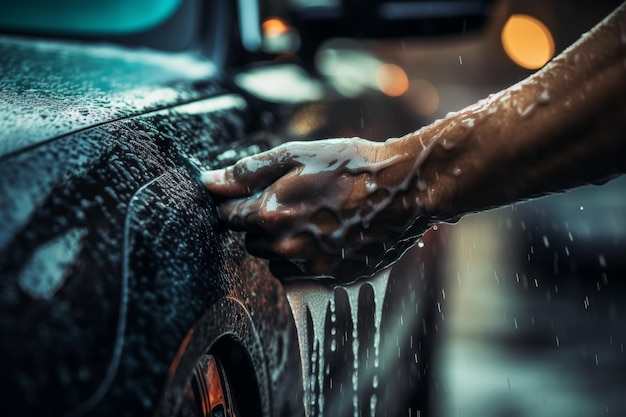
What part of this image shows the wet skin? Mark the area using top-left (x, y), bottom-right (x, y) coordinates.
top-left (202, 138), bottom-right (431, 281)
top-left (204, 2), bottom-right (626, 283)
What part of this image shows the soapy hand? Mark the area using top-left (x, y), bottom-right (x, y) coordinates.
top-left (202, 137), bottom-right (432, 283)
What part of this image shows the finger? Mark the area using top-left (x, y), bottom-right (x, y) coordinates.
top-left (220, 191), bottom-right (302, 233)
top-left (245, 232), bottom-right (314, 260)
top-left (218, 197), bottom-right (262, 231)
top-left (201, 144), bottom-right (295, 197)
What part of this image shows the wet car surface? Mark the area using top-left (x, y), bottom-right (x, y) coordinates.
top-left (0, 36), bottom-right (304, 416)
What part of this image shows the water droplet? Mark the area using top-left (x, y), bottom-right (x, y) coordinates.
top-left (370, 394), bottom-right (377, 417)
top-left (366, 182), bottom-right (377, 193)
top-left (538, 89), bottom-right (550, 103)
top-left (441, 138), bottom-right (456, 151)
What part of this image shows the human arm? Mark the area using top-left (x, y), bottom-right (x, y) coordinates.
top-left (408, 2), bottom-right (626, 220)
top-left (203, 3), bottom-right (626, 283)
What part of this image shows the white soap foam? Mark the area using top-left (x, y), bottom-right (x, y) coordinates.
top-left (285, 269), bottom-right (391, 417)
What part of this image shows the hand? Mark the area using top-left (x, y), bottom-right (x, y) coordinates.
top-left (202, 137), bottom-right (433, 283)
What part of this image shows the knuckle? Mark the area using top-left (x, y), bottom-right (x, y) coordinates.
top-left (232, 158), bottom-right (251, 179)
top-left (257, 207), bottom-right (282, 230)
top-left (220, 199), bottom-right (253, 230)
top-left (275, 143), bottom-right (294, 165)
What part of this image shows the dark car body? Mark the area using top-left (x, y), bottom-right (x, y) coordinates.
top-left (0, 33), bottom-right (305, 416)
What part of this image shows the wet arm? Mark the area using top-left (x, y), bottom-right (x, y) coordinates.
top-left (202, 3), bottom-right (625, 282)
top-left (394, 2), bottom-right (626, 221)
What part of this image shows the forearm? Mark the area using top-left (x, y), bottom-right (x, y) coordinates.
top-left (393, 2), bottom-right (626, 221)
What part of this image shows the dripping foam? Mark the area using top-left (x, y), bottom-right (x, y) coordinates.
top-left (284, 269), bottom-right (391, 417)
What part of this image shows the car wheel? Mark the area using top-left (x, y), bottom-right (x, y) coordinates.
top-left (177, 334), bottom-right (261, 417)
top-left (154, 297), bottom-right (268, 417)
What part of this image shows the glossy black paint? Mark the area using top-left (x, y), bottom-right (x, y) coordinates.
top-left (0, 36), bottom-right (303, 416)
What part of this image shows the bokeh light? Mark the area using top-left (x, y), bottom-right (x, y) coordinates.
top-left (289, 104), bottom-right (327, 136)
top-left (262, 17), bottom-right (289, 37)
top-left (262, 17), bottom-right (300, 53)
top-left (501, 14), bottom-right (554, 70)
top-left (376, 63), bottom-right (409, 97)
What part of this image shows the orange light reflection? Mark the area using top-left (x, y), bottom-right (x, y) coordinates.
top-left (501, 14), bottom-right (555, 70)
top-left (376, 63), bottom-right (409, 97)
top-left (262, 18), bottom-right (289, 37)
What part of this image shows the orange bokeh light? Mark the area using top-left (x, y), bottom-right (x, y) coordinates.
top-left (376, 63), bottom-right (409, 97)
top-left (262, 18), bottom-right (289, 37)
top-left (501, 14), bottom-right (555, 70)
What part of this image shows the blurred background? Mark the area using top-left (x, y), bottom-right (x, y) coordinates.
top-left (264, 0), bottom-right (626, 415)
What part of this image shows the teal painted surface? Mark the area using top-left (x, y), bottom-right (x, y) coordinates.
top-left (0, 0), bottom-right (182, 34)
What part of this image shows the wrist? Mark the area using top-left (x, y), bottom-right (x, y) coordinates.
top-left (388, 117), bottom-right (466, 222)
top-left (380, 125), bottom-right (444, 225)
